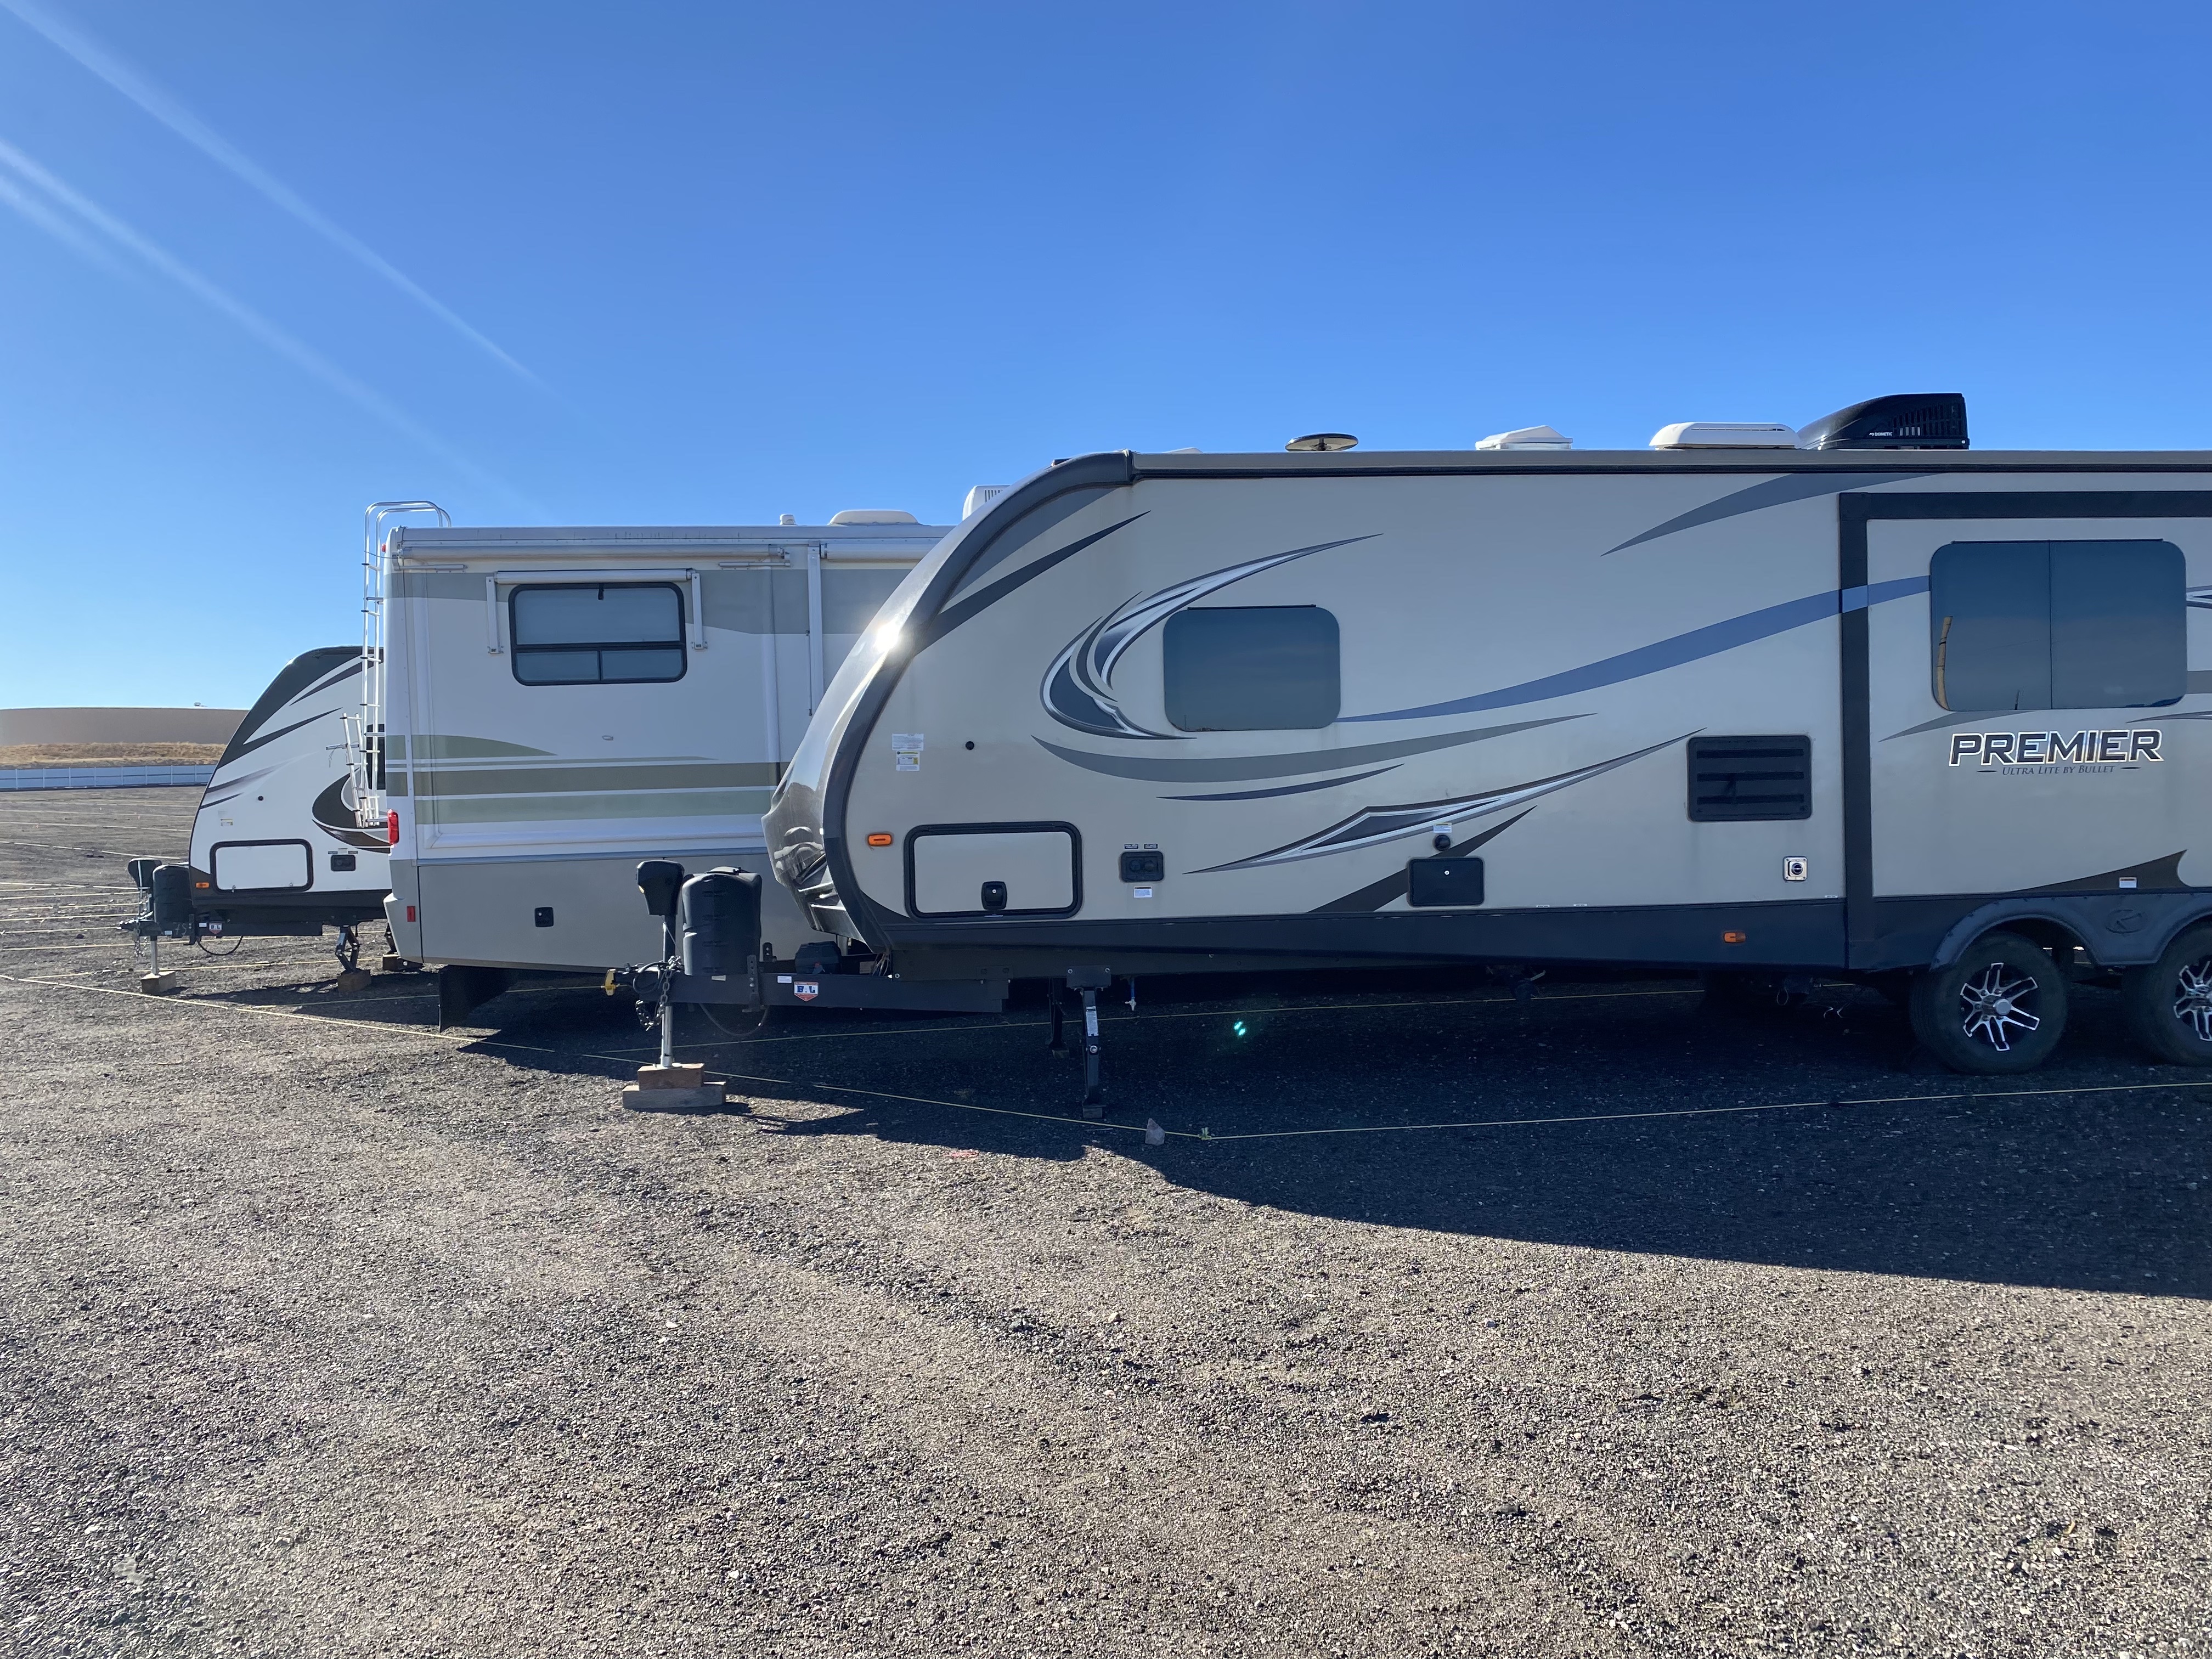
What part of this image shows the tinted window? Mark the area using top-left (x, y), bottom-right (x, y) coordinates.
top-left (1928, 540), bottom-right (2184, 713)
top-left (1163, 606), bottom-right (1339, 732)
top-left (512, 584), bottom-right (686, 685)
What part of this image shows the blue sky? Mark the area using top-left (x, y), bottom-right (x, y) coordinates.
top-left (1, 1), bottom-right (2206, 708)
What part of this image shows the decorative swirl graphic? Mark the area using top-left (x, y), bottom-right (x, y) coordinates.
top-left (1040, 537), bottom-right (1374, 740)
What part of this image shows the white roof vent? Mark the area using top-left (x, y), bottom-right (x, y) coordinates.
top-left (961, 484), bottom-right (1012, 519)
top-left (1649, 421), bottom-right (1799, 449)
top-left (827, 509), bottom-right (920, 526)
top-left (1476, 424), bottom-right (1572, 452)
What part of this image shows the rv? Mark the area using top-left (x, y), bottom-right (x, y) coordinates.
top-left (764, 396), bottom-right (2212, 1079)
top-left (185, 645), bottom-right (393, 964)
top-left (367, 515), bottom-right (950, 1014)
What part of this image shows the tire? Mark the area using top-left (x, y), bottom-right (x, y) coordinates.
top-left (1908, 932), bottom-right (2068, 1074)
top-left (2121, 924), bottom-right (2212, 1065)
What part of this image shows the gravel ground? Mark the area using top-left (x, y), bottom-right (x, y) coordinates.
top-left (1, 787), bottom-right (2207, 1658)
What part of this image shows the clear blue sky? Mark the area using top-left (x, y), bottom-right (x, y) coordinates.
top-left (1, 1), bottom-right (2206, 708)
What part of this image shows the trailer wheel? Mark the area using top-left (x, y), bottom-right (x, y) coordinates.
top-left (2120, 924), bottom-right (2212, 1065)
top-left (1908, 933), bottom-right (2067, 1074)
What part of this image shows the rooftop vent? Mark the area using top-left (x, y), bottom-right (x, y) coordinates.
top-left (1650, 421), bottom-right (1799, 450)
top-left (1797, 393), bottom-right (1968, 451)
top-left (1285, 432), bottom-right (1358, 452)
top-left (827, 510), bottom-right (919, 526)
top-left (961, 484), bottom-right (1012, 519)
top-left (1476, 424), bottom-right (1573, 452)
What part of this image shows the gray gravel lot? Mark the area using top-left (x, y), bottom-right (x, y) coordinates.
top-left (2, 787), bottom-right (2207, 1657)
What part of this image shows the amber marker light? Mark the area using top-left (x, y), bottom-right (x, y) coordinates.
top-left (1723, 931), bottom-right (1747, 944)
top-left (866, 832), bottom-right (895, 848)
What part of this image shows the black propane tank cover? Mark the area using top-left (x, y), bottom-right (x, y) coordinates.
top-left (127, 857), bottom-right (160, 892)
top-left (150, 863), bottom-right (193, 933)
top-left (636, 859), bottom-right (686, 917)
top-left (679, 868), bottom-right (761, 978)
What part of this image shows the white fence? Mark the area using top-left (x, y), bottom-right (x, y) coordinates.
top-left (0, 766), bottom-right (216, 792)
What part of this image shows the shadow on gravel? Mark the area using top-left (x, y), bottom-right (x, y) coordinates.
top-left (686, 975), bottom-right (2212, 1300)
top-left (227, 964), bottom-right (2212, 1299)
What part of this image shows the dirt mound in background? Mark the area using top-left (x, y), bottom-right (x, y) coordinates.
top-left (0, 742), bottom-right (226, 768)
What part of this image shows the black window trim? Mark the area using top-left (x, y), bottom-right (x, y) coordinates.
top-left (509, 581), bottom-right (689, 687)
top-left (1162, 603), bottom-right (1342, 733)
top-left (1925, 537), bottom-right (2186, 715)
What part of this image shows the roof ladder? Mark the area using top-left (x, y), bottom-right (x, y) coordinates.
top-left (352, 501), bottom-right (449, 832)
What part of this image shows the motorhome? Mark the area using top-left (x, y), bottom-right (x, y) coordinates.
top-left (764, 397), bottom-right (2212, 1077)
top-left (367, 514), bottom-right (950, 1012)
top-left (184, 645), bottom-right (393, 964)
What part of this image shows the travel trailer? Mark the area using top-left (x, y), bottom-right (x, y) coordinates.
top-left (183, 645), bottom-right (393, 965)
top-left (763, 396), bottom-right (2212, 1080)
top-left (364, 514), bottom-right (951, 1017)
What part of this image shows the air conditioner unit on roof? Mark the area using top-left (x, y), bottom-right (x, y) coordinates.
top-left (1649, 421), bottom-right (1799, 450)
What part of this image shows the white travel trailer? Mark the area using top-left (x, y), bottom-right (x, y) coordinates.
top-left (184, 645), bottom-right (393, 958)
top-left (764, 397), bottom-right (2212, 1082)
top-left (366, 515), bottom-right (950, 1014)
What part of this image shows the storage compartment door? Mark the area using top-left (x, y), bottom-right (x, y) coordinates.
top-left (210, 840), bottom-right (313, 892)
top-left (909, 825), bottom-right (1080, 917)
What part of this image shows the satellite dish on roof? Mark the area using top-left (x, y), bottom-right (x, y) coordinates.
top-left (1285, 432), bottom-right (1358, 452)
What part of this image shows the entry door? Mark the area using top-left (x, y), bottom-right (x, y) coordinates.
top-left (1850, 492), bottom-right (2212, 934)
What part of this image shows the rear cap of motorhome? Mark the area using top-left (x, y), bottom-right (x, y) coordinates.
top-left (1476, 424), bottom-right (1573, 451)
top-left (827, 509), bottom-right (920, 525)
top-left (1649, 421), bottom-right (1798, 449)
top-left (1797, 393), bottom-right (1969, 451)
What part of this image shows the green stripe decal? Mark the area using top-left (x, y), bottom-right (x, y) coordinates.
top-left (414, 761), bottom-right (782, 796)
top-left (419, 789), bottom-right (774, 825)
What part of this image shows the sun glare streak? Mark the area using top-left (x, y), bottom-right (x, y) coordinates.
top-left (0, 0), bottom-right (550, 394)
top-left (0, 134), bottom-right (539, 511)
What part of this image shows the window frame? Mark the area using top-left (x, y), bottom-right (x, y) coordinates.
top-left (1927, 539), bottom-right (2186, 714)
top-left (1161, 603), bottom-right (1341, 733)
top-left (508, 581), bottom-right (689, 688)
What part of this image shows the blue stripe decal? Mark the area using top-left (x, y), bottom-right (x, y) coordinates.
top-left (1344, 577), bottom-right (1929, 725)
top-left (1160, 764), bottom-right (1400, 803)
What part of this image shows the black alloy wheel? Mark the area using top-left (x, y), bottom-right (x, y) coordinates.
top-left (2121, 923), bottom-right (2212, 1065)
top-left (1908, 932), bottom-right (2068, 1074)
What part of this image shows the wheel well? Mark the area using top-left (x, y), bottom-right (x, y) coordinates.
top-left (1994, 917), bottom-right (2090, 961)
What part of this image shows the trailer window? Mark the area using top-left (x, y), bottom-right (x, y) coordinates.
top-left (1928, 540), bottom-right (2185, 713)
top-left (1163, 606), bottom-right (1340, 731)
top-left (511, 584), bottom-right (686, 685)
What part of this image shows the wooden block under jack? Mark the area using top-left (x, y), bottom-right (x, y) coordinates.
top-left (333, 969), bottom-right (374, 993)
top-left (634, 1063), bottom-right (707, 1090)
top-left (138, 972), bottom-right (178, 995)
top-left (622, 1074), bottom-right (726, 1111)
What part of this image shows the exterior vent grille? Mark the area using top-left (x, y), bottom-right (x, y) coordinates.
top-left (1798, 393), bottom-right (1968, 451)
top-left (1687, 736), bottom-right (1812, 822)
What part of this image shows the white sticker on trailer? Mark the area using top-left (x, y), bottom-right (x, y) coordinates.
top-left (890, 733), bottom-right (924, 751)
top-left (894, 752), bottom-right (920, 771)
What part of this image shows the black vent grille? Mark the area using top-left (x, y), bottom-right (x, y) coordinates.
top-left (1688, 736), bottom-right (1812, 822)
top-left (1866, 398), bottom-right (1966, 442)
